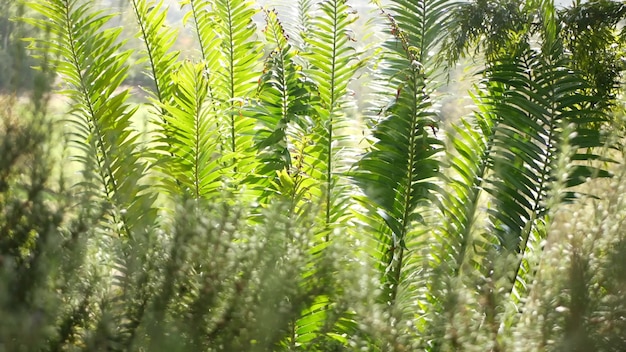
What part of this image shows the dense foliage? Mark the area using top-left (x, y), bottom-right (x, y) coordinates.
top-left (1, 0), bottom-right (626, 350)
top-left (0, 1), bottom-right (49, 92)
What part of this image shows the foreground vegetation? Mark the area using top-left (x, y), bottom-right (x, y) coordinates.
top-left (1, 0), bottom-right (626, 350)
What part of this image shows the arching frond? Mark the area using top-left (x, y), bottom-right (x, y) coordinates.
top-left (436, 94), bottom-right (495, 279)
top-left (25, 1), bottom-right (161, 348)
top-left (182, 0), bottom-right (221, 69)
top-left (182, 0), bottom-right (263, 186)
top-left (211, 0), bottom-right (263, 176)
top-left (26, 0), bottom-right (157, 237)
top-left (483, 46), bottom-right (609, 257)
top-left (350, 2), bottom-right (457, 349)
top-left (468, 45), bottom-right (613, 338)
top-left (273, 0), bottom-right (364, 347)
top-left (130, 0), bottom-right (179, 107)
top-left (303, 0), bottom-right (361, 229)
top-left (353, 1), bottom-right (452, 302)
top-left (249, 9), bottom-right (317, 206)
top-left (157, 61), bottom-right (222, 200)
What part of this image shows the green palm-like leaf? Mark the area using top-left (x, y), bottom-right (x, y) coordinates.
top-left (249, 9), bottom-right (317, 205)
top-left (277, 0), bottom-right (362, 346)
top-left (26, 0), bottom-right (156, 237)
top-left (483, 47), bottom-right (608, 255)
top-left (157, 61), bottom-right (222, 200)
top-left (352, 0), bottom-right (455, 314)
top-left (302, 0), bottom-right (360, 229)
top-left (296, 0), bottom-right (315, 51)
top-left (130, 0), bottom-right (179, 107)
top-left (182, 0), bottom-right (221, 71)
top-left (183, 0), bottom-right (263, 185)
top-left (415, 94), bottom-right (499, 348)
top-left (436, 98), bottom-right (495, 279)
top-left (386, 0), bottom-right (457, 70)
top-left (26, 1), bottom-right (160, 347)
top-left (212, 0), bottom-right (263, 176)
top-left (436, 1), bottom-right (616, 344)
top-left (181, 0), bottom-right (225, 168)
top-left (470, 44), bottom-right (612, 330)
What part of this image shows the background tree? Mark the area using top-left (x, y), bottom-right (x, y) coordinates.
top-left (0, 1), bottom-right (43, 92)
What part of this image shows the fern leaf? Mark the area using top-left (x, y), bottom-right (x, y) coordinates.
top-left (26, 0), bottom-right (157, 238)
top-left (183, 0), bottom-right (263, 184)
top-left (303, 0), bottom-right (360, 229)
top-left (182, 0), bottom-right (222, 70)
top-left (249, 9), bottom-right (318, 205)
top-left (130, 0), bottom-right (179, 107)
top-left (351, 0), bottom-right (456, 313)
top-left (212, 0), bottom-right (263, 174)
top-left (483, 47), bottom-right (608, 255)
top-left (157, 61), bottom-right (222, 200)
top-left (471, 44), bottom-right (612, 327)
top-left (437, 100), bottom-right (495, 279)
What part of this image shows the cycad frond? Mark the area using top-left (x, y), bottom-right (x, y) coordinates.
top-left (185, 0), bottom-right (264, 183)
top-left (249, 9), bottom-right (317, 205)
top-left (386, 0), bottom-right (457, 70)
top-left (276, 0), bottom-right (363, 346)
top-left (181, 0), bottom-right (263, 189)
top-left (212, 0), bottom-right (263, 175)
top-left (473, 45), bottom-right (612, 322)
top-left (25, 2), bottom-right (160, 347)
top-left (303, 0), bottom-right (360, 229)
top-left (295, 0), bottom-right (315, 50)
top-left (183, 0), bottom-right (221, 69)
top-left (157, 62), bottom-right (222, 200)
top-left (483, 47), bottom-right (609, 255)
top-left (130, 0), bottom-right (179, 107)
top-left (437, 98), bottom-right (495, 278)
top-left (26, 0), bottom-right (156, 237)
top-left (351, 0), bottom-right (456, 312)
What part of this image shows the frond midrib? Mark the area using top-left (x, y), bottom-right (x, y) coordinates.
top-left (131, 0), bottom-right (164, 104)
top-left (324, 0), bottom-right (341, 228)
top-left (225, 0), bottom-right (237, 155)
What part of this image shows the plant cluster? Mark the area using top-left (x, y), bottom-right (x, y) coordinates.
top-left (1, 0), bottom-right (626, 351)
